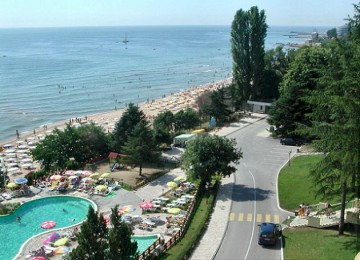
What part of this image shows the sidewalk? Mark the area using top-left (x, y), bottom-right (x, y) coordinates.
top-left (190, 113), bottom-right (266, 260)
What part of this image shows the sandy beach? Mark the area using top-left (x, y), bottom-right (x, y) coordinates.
top-left (0, 78), bottom-right (231, 181)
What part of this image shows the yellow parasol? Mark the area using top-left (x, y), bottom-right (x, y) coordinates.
top-left (100, 172), bottom-right (111, 178)
top-left (6, 182), bottom-right (18, 189)
top-left (95, 185), bottom-right (107, 191)
top-left (167, 208), bottom-right (181, 215)
top-left (53, 237), bottom-right (69, 247)
top-left (166, 181), bottom-right (178, 188)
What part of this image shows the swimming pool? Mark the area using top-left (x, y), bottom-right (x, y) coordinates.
top-left (133, 235), bottom-right (159, 253)
top-left (0, 195), bottom-right (95, 260)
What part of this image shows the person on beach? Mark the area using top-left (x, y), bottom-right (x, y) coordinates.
top-left (16, 130), bottom-right (20, 139)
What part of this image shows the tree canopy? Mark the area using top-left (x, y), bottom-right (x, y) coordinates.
top-left (69, 206), bottom-right (138, 260)
top-left (231, 6), bottom-right (268, 110)
top-left (267, 46), bottom-right (334, 137)
top-left (121, 121), bottom-right (160, 175)
top-left (181, 135), bottom-right (243, 188)
top-left (31, 123), bottom-right (108, 171)
top-left (111, 103), bottom-right (147, 152)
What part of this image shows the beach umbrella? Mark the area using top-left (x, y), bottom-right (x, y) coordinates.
top-left (3, 144), bottom-right (13, 148)
top-left (40, 220), bottom-right (56, 229)
top-left (100, 172), bottom-right (110, 178)
top-left (64, 170), bottom-right (75, 176)
top-left (74, 170), bottom-right (83, 176)
top-left (50, 175), bottom-right (62, 181)
top-left (14, 177), bottom-right (28, 185)
top-left (81, 177), bottom-right (94, 184)
top-left (139, 201), bottom-right (153, 210)
top-left (16, 140), bottom-right (25, 144)
top-left (52, 246), bottom-right (70, 254)
top-left (81, 170), bottom-right (92, 176)
top-left (104, 216), bottom-right (111, 224)
top-left (166, 181), bottom-right (178, 188)
top-left (43, 232), bottom-right (60, 245)
top-left (167, 208), bottom-right (181, 215)
top-left (68, 175), bottom-right (78, 180)
top-left (18, 145), bottom-right (28, 149)
top-left (30, 256), bottom-right (46, 260)
top-left (20, 158), bottom-right (32, 163)
top-left (118, 205), bottom-right (136, 213)
top-left (53, 237), bottom-right (69, 247)
top-left (5, 153), bottom-right (16, 157)
top-left (174, 176), bottom-right (186, 182)
top-left (90, 173), bottom-right (100, 179)
top-left (95, 185), bottom-right (107, 191)
top-left (6, 182), bottom-right (18, 189)
top-left (5, 149), bottom-right (16, 153)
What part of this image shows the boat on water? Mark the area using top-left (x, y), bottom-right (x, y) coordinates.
top-left (122, 33), bottom-right (129, 44)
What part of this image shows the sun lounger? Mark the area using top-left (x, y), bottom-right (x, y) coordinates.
top-left (2, 193), bottom-right (12, 200)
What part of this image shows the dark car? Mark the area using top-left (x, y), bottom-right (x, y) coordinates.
top-left (280, 137), bottom-right (302, 146)
top-left (258, 222), bottom-right (282, 246)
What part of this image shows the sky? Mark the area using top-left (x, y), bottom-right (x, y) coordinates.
top-left (0, 0), bottom-right (356, 28)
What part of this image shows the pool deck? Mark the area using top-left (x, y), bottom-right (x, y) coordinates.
top-left (12, 167), bottom-right (186, 259)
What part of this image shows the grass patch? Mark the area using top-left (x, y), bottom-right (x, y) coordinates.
top-left (283, 227), bottom-right (358, 260)
top-left (278, 155), bottom-right (324, 211)
top-left (160, 184), bottom-right (218, 260)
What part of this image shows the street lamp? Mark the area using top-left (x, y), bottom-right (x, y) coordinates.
top-left (288, 151), bottom-right (292, 167)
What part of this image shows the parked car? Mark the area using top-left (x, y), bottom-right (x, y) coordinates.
top-left (258, 222), bottom-right (282, 246)
top-left (280, 137), bottom-right (302, 146)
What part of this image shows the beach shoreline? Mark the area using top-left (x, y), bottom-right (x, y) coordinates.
top-left (1, 77), bottom-right (232, 149)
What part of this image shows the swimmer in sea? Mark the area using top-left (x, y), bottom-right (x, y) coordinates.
top-left (16, 216), bottom-right (21, 222)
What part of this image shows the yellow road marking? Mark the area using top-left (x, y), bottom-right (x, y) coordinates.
top-left (274, 214), bottom-right (280, 224)
top-left (247, 213), bottom-right (252, 222)
top-left (265, 214), bottom-right (271, 222)
top-left (229, 212), bottom-right (235, 221)
top-left (239, 213), bottom-right (244, 221)
top-left (256, 214), bottom-right (262, 223)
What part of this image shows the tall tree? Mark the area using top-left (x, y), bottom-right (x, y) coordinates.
top-left (107, 206), bottom-right (138, 260)
top-left (181, 135), bottom-right (242, 189)
top-left (69, 207), bottom-right (108, 260)
top-left (121, 122), bottom-right (160, 176)
top-left (231, 6), bottom-right (267, 110)
top-left (112, 103), bottom-right (147, 152)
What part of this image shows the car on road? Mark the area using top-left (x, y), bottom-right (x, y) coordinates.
top-left (280, 137), bottom-right (302, 146)
top-left (258, 222), bottom-right (282, 246)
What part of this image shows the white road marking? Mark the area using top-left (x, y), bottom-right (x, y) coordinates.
top-left (243, 163), bottom-right (257, 260)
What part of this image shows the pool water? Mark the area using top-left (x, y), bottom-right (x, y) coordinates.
top-left (0, 196), bottom-right (94, 260)
top-left (133, 235), bottom-right (159, 253)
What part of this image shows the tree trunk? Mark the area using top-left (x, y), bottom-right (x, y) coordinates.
top-left (338, 179), bottom-right (347, 235)
top-left (139, 164), bottom-right (142, 176)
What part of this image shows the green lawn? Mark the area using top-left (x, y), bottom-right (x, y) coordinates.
top-left (279, 154), bottom-right (359, 260)
top-left (278, 155), bottom-right (323, 211)
top-left (283, 227), bottom-right (358, 260)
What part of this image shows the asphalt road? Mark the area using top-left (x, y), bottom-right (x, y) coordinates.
top-left (214, 119), bottom-right (297, 260)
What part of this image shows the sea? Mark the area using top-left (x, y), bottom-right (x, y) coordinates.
top-left (0, 25), bottom-right (330, 142)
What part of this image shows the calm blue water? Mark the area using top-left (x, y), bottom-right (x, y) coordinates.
top-left (133, 235), bottom-right (158, 253)
top-left (0, 25), bottom-right (330, 142)
top-left (0, 196), bottom-right (94, 260)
